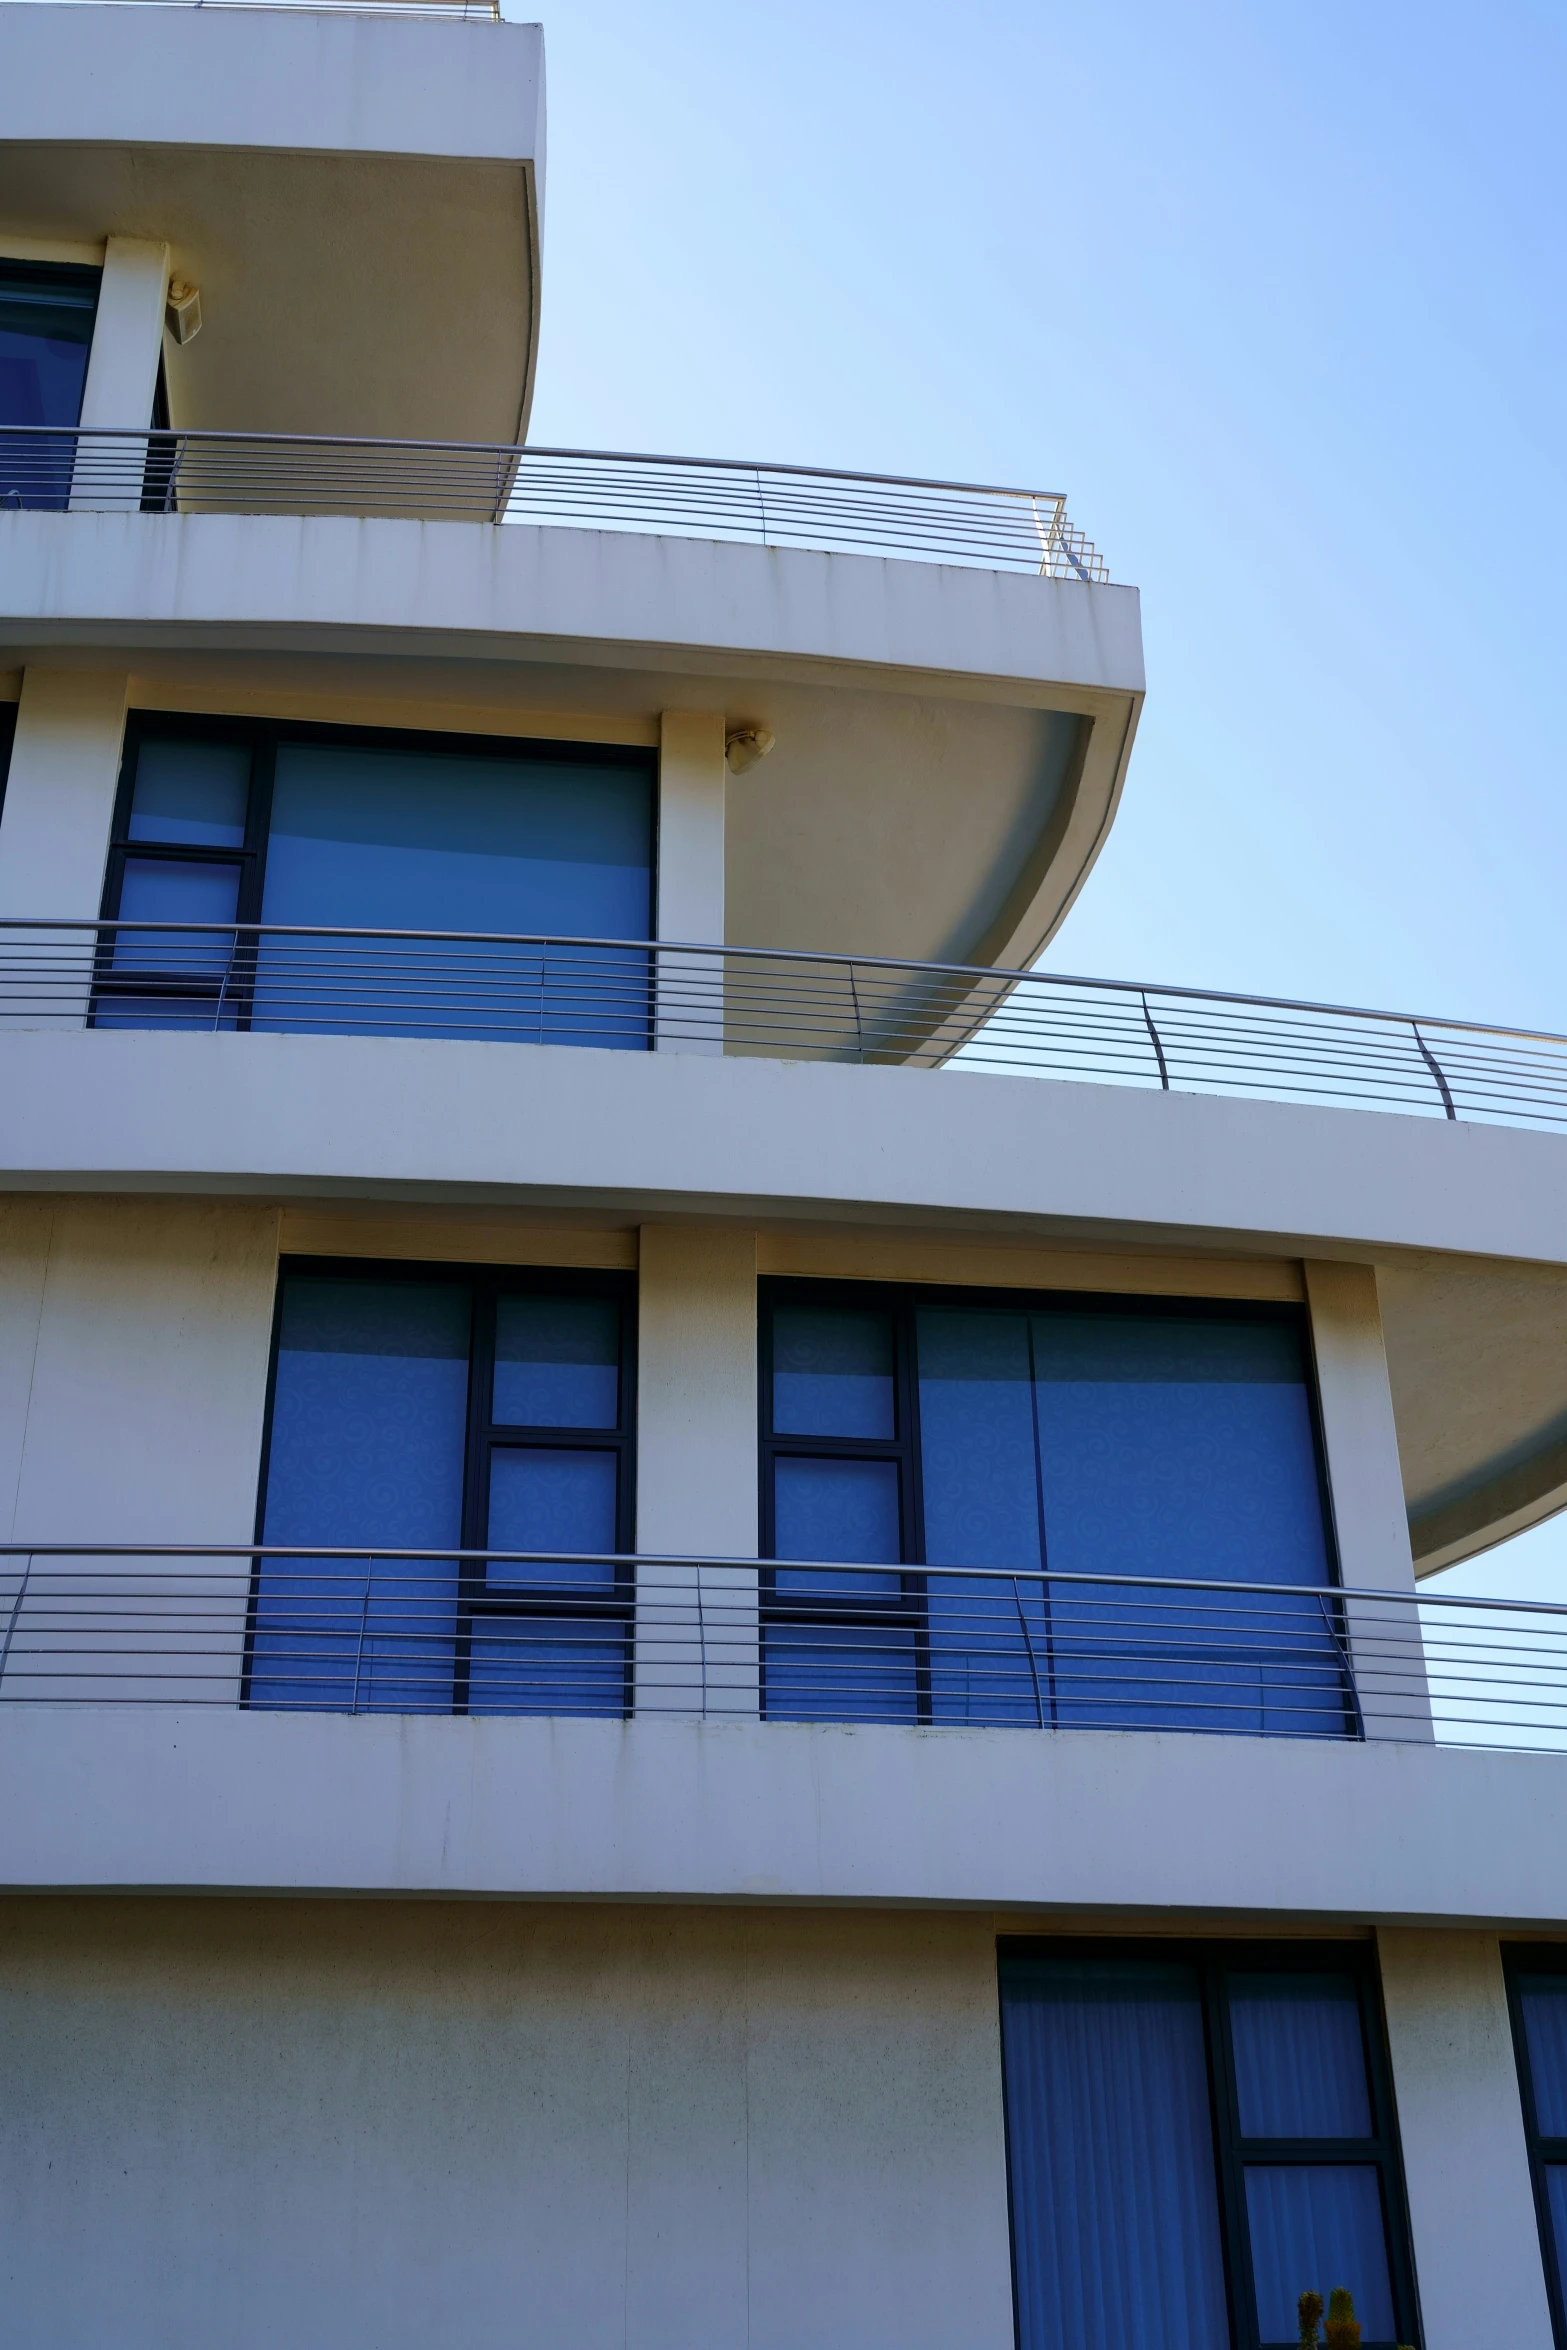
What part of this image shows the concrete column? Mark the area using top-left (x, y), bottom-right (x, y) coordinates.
top-left (655, 709), bottom-right (726, 1051)
top-left (1304, 1259), bottom-right (1431, 1739)
top-left (0, 670), bottom-right (128, 1023)
top-left (1377, 1928), bottom-right (1554, 2350)
top-left (634, 1224), bottom-right (758, 1716)
top-left (73, 237), bottom-right (170, 511)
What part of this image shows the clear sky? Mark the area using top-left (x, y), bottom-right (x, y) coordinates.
top-left (520, 0), bottom-right (1567, 1603)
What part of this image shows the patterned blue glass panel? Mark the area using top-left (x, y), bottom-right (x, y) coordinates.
top-left (1000, 1958), bottom-right (1229, 2350)
top-left (1243, 2166), bottom-right (1395, 2342)
top-left (251, 1276), bottom-right (470, 1713)
top-left (763, 1623), bottom-right (918, 1723)
top-left (1034, 1312), bottom-right (1343, 1737)
top-left (486, 1448), bottom-right (618, 1585)
top-left (1518, 1976), bottom-right (1567, 2136)
top-left (468, 1621), bottom-right (625, 1718)
top-left (255, 744), bottom-right (653, 1047)
top-left (493, 1294), bottom-right (619, 1428)
top-left (773, 1456), bottom-right (901, 1595)
top-left (918, 1308), bottom-right (1047, 1724)
top-left (772, 1306), bottom-right (895, 1437)
top-left (128, 739), bottom-right (250, 846)
top-left (98, 858), bottom-right (244, 1029)
top-left (0, 262), bottom-right (97, 509)
top-left (1229, 1973), bottom-right (1373, 2139)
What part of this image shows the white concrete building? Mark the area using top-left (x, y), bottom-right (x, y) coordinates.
top-left (3, 8), bottom-right (1567, 2348)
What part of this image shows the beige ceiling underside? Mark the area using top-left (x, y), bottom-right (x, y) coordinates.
top-left (0, 143), bottom-right (538, 443)
top-left (1380, 1255), bottom-right (1567, 1570)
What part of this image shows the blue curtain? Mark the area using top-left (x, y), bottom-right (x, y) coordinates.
top-left (0, 261), bottom-right (97, 509)
top-left (1228, 1972), bottom-right (1373, 2138)
top-left (1243, 2166), bottom-right (1395, 2341)
top-left (493, 1294), bottom-right (620, 1427)
top-left (250, 1276), bottom-right (470, 1712)
top-left (1518, 1975), bottom-right (1567, 2134)
top-left (916, 1307), bottom-right (1347, 1736)
top-left (1000, 1958), bottom-right (1230, 2350)
top-left (254, 744), bottom-right (653, 1047)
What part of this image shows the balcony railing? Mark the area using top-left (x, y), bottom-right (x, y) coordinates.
top-left (3, 921), bottom-right (1567, 1132)
top-left (0, 427), bottom-right (1110, 578)
top-left (0, 1546), bottom-right (1561, 1752)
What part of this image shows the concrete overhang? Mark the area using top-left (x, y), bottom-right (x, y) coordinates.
top-left (5, 1706), bottom-right (1567, 1925)
top-left (1, 1034), bottom-right (1566, 1569)
top-left (0, 511), bottom-right (1145, 966)
top-left (0, 5), bottom-right (545, 441)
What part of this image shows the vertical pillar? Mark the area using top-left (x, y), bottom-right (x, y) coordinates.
top-left (1304, 1259), bottom-right (1431, 1740)
top-left (655, 709), bottom-right (726, 1051)
top-left (73, 237), bottom-right (170, 511)
top-left (1377, 1928), bottom-right (1554, 2350)
top-left (634, 1225), bottom-right (758, 1717)
top-left (0, 670), bottom-right (127, 1026)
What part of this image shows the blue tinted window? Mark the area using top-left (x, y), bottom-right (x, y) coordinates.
top-left (1243, 2166), bottom-right (1395, 2341)
top-left (117, 857), bottom-right (241, 931)
top-left (763, 1622), bottom-right (918, 1724)
top-left (1030, 1311), bottom-right (1330, 1588)
top-left (486, 1447), bottom-right (618, 1581)
top-left (774, 1456), bottom-right (901, 1593)
top-left (1000, 1959), bottom-right (1229, 2350)
top-left (252, 1277), bottom-right (471, 1714)
top-left (917, 1308), bottom-right (1042, 1569)
top-left (1229, 1972), bottom-right (1372, 2139)
top-left (1001, 1952), bottom-right (1409, 2350)
top-left (772, 1306), bottom-right (895, 1437)
top-left (128, 739), bottom-right (250, 846)
top-left (0, 261), bottom-right (97, 427)
top-left (494, 1294), bottom-right (619, 1428)
top-left (261, 744), bottom-right (652, 935)
top-left (1519, 1976), bottom-right (1567, 2136)
top-left (468, 1621), bottom-right (625, 1718)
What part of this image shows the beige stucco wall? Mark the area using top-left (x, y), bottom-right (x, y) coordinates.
top-left (0, 1897), bottom-right (1017, 2350)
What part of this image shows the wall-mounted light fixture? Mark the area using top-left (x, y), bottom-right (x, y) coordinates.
top-left (165, 280), bottom-right (202, 345)
top-left (725, 723), bottom-right (775, 775)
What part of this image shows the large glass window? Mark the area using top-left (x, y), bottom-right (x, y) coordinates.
top-left (759, 1282), bottom-right (1346, 1730)
top-left (1505, 1949), bottom-right (1567, 2347)
top-left (96, 716), bottom-right (656, 1045)
top-left (247, 1262), bottom-right (635, 1717)
top-left (998, 1942), bottom-right (1418, 2350)
top-left (0, 260), bottom-right (98, 510)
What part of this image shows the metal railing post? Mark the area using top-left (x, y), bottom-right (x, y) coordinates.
top-left (1412, 1021), bottom-right (1457, 1119)
top-left (351, 1556), bottom-right (373, 1716)
top-left (0, 1554), bottom-right (32, 1693)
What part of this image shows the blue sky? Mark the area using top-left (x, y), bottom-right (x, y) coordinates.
top-left (521, 0), bottom-right (1567, 1601)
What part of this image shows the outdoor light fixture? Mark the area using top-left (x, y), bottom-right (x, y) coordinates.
top-left (165, 280), bottom-right (202, 344)
top-left (724, 723), bottom-right (775, 774)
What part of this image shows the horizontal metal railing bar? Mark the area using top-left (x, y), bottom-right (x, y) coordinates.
top-left (0, 920), bottom-right (1558, 1047)
top-left (0, 427), bottom-right (1069, 507)
top-left (0, 1543), bottom-right (1554, 1611)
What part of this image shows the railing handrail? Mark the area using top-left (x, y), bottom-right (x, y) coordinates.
top-left (0, 425), bottom-right (1069, 511)
top-left (0, 1542), bottom-right (1536, 1615)
top-left (3, 918), bottom-right (1562, 1054)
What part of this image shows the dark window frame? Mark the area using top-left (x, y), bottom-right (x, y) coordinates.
top-left (757, 1278), bottom-right (1343, 1726)
top-left (997, 1935), bottom-right (1422, 2350)
top-left (245, 1255), bottom-right (638, 1717)
top-left (95, 709), bottom-right (659, 1027)
top-left (1503, 1943), bottom-right (1567, 2348)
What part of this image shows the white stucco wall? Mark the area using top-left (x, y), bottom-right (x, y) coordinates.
top-left (1378, 1928), bottom-right (1555, 2350)
top-left (0, 667), bottom-right (126, 917)
top-left (0, 1896), bottom-right (1016, 2350)
top-left (0, 1195), bottom-right (277, 1545)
